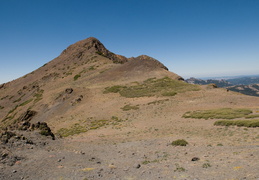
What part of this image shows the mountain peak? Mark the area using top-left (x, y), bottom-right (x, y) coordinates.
top-left (60, 37), bottom-right (128, 64)
top-left (128, 55), bottom-right (169, 71)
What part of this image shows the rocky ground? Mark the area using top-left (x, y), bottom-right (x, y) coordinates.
top-left (1, 116), bottom-right (258, 180)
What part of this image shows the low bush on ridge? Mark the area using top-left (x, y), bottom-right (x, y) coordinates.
top-left (171, 139), bottom-right (189, 146)
top-left (182, 108), bottom-right (253, 120)
top-left (214, 119), bottom-right (259, 127)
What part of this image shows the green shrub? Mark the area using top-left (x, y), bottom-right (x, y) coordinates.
top-left (33, 89), bottom-right (44, 103)
top-left (13, 98), bottom-right (22, 103)
top-left (96, 51), bottom-right (106, 57)
top-left (202, 163), bottom-right (211, 168)
top-left (182, 108), bottom-right (253, 120)
top-left (88, 66), bottom-right (95, 70)
top-left (74, 74), bottom-right (81, 81)
top-left (162, 91), bottom-right (177, 96)
top-left (147, 99), bottom-right (169, 105)
top-left (214, 119), bottom-right (259, 127)
top-left (174, 164), bottom-right (186, 172)
top-left (8, 105), bottom-right (18, 114)
top-left (171, 139), bottom-right (188, 146)
top-left (142, 160), bottom-right (151, 165)
top-left (104, 85), bottom-right (126, 93)
top-left (19, 99), bottom-right (33, 106)
top-left (121, 104), bottom-right (139, 111)
top-left (9, 96), bottom-right (14, 100)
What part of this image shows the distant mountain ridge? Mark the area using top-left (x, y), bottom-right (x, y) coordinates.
top-left (186, 76), bottom-right (259, 97)
top-left (186, 77), bottom-right (232, 87)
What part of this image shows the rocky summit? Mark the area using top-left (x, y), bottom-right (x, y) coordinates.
top-left (0, 37), bottom-right (258, 180)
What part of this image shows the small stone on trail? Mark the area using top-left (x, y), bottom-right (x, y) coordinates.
top-left (134, 164), bottom-right (141, 169)
top-left (191, 157), bottom-right (200, 161)
top-left (108, 164), bottom-right (117, 169)
top-left (65, 88), bottom-right (73, 94)
top-left (80, 151), bottom-right (85, 155)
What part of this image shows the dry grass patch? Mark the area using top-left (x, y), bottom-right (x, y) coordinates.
top-left (121, 104), bottom-right (139, 111)
top-left (182, 108), bottom-right (253, 120)
top-left (171, 139), bottom-right (189, 146)
top-left (57, 116), bottom-right (126, 137)
top-left (214, 119), bottom-right (259, 127)
top-left (104, 77), bottom-right (200, 98)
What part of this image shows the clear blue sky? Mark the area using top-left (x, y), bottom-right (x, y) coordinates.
top-left (1, 0), bottom-right (259, 83)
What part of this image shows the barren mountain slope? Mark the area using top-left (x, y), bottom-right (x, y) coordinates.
top-left (0, 37), bottom-right (181, 126)
top-left (0, 38), bottom-right (258, 180)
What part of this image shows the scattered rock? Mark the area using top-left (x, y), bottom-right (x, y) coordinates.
top-left (0, 83), bottom-right (5, 89)
top-left (65, 88), bottom-right (73, 94)
top-left (71, 95), bottom-right (83, 105)
top-left (80, 151), bottom-right (85, 155)
top-left (191, 157), bottom-right (200, 161)
top-left (134, 164), bottom-right (141, 169)
top-left (207, 83), bottom-right (218, 89)
top-left (108, 164), bottom-right (117, 169)
top-left (35, 122), bottom-right (55, 140)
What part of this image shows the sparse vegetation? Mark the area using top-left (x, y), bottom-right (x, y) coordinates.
top-left (96, 51), bottom-right (106, 57)
top-left (65, 72), bottom-right (72, 76)
top-left (13, 94), bottom-right (26, 103)
top-left (182, 108), bottom-right (253, 120)
top-left (1, 95), bottom-right (9, 100)
top-left (89, 119), bottom-right (109, 130)
top-left (42, 63), bottom-right (48, 67)
top-left (57, 116), bottom-right (127, 137)
top-left (121, 104), bottom-right (139, 111)
top-left (74, 74), bottom-right (81, 81)
top-left (9, 96), bottom-right (14, 100)
top-left (0, 106), bottom-right (4, 109)
top-left (245, 114), bottom-right (259, 119)
top-left (104, 77), bottom-right (200, 98)
top-left (8, 105), bottom-right (18, 114)
top-left (171, 139), bottom-right (188, 146)
top-left (38, 122), bottom-right (55, 139)
top-left (13, 97), bottom-right (22, 103)
top-left (33, 89), bottom-right (44, 103)
top-left (57, 123), bottom-right (87, 137)
top-left (142, 152), bottom-right (169, 165)
top-left (147, 99), bottom-right (169, 105)
top-left (214, 119), bottom-right (259, 127)
top-left (19, 99), bottom-right (33, 106)
top-left (88, 66), bottom-right (95, 70)
top-left (104, 85), bottom-right (126, 93)
top-left (174, 164), bottom-right (186, 172)
top-left (202, 163), bottom-right (211, 168)
top-left (161, 91), bottom-right (177, 96)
